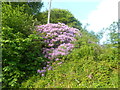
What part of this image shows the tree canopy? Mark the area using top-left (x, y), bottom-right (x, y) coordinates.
top-left (107, 22), bottom-right (118, 45)
top-left (4, 2), bottom-right (43, 15)
top-left (34, 8), bottom-right (82, 30)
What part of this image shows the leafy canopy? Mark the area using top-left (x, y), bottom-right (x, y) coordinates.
top-left (34, 8), bottom-right (82, 30)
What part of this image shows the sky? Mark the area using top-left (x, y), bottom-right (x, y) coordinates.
top-left (42, 0), bottom-right (119, 44)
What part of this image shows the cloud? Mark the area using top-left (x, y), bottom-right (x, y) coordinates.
top-left (83, 0), bottom-right (119, 32)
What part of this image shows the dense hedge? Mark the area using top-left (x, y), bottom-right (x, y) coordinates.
top-left (2, 3), bottom-right (47, 88)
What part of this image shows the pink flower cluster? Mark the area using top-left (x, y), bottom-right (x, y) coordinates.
top-left (36, 23), bottom-right (81, 76)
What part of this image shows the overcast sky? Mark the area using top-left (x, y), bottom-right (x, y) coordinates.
top-left (42, 0), bottom-right (119, 44)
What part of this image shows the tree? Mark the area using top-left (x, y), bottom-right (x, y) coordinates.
top-left (2, 3), bottom-right (46, 88)
top-left (106, 22), bottom-right (118, 47)
top-left (34, 8), bottom-right (82, 30)
top-left (4, 2), bottom-right (43, 15)
top-left (35, 8), bottom-right (102, 44)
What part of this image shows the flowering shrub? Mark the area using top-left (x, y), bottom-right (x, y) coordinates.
top-left (36, 23), bottom-right (81, 76)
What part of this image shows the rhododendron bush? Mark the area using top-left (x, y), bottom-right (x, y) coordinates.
top-left (36, 23), bottom-right (81, 75)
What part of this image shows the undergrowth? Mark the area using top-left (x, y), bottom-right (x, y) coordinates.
top-left (21, 42), bottom-right (118, 88)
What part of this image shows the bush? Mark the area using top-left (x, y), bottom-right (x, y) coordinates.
top-left (2, 26), bottom-right (47, 88)
top-left (2, 3), bottom-right (47, 88)
top-left (21, 39), bottom-right (118, 88)
top-left (2, 3), bottom-right (35, 36)
top-left (36, 23), bottom-right (81, 76)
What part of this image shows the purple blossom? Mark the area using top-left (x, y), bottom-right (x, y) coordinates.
top-left (58, 62), bottom-right (62, 65)
top-left (37, 70), bottom-right (41, 73)
top-left (48, 66), bottom-right (52, 70)
top-left (48, 44), bottom-right (54, 46)
top-left (46, 65), bottom-right (49, 67)
top-left (40, 70), bottom-right (46, 73)
top-left (55, 58), bottom-right (59, 61)
top-left (41, 73), bottom-right (44, 76)
top-left (47, 61), bottom-right (50, 64)
top-left (36, 23), bottom-right (81, 74)
top-left (37, 70), bottom-right (46, 73)
top-left (43, 67), bottom-right (46, 70)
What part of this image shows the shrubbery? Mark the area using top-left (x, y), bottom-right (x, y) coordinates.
top-left (2, 2), bottom-right (118, 88)
top-left (36, 23), bottom-right (81, 76)
top-left (21, 37), bottom-right (118, 88)
top-left (2, 3), bottom-right (47, 88)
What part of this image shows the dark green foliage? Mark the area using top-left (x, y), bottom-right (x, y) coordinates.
top-left (2, 2), bottom-right (118, 88)
top-left (34, 8), bottom-right (82, 30)
top-left (2, 29), bottom-right (47, 87)
top-left (2, 3), bottom-right (47, 88)
top-left (2, 3), bottom-right (35, 37)
top-left (4, 2), bottom-right (43, 15)
top-left (106, 22), bottom-right (118, 48)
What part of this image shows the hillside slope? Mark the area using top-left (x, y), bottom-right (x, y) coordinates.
top-left (21, 43), bottom-right (118, 88)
